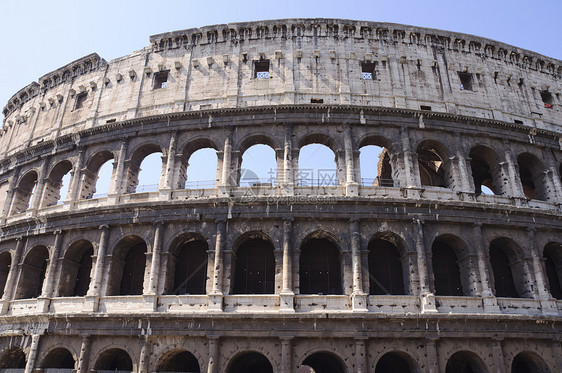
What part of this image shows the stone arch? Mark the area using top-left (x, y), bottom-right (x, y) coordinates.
top-left (226, 350), bottom-right (274, 373)
top-left (417, 139), bottom-right (452, 188)
top-left (58, 239), bottom-right (94, 297)
top-left (543, 242), bottom-right (562, 299)
top-left (155, 349), bottom-right (201, 372)
top-left (359, 136), bottom-right (395, 187)
top-left (300, 350), bottom-right (348, 373)
top-left (489, 237), bottom-right (530, 298)
top-left (237, 137), bottom-right (278, 187)
top-left (41, 159), bottom-right (73, 207)
top-left (299, 231), bottom-right (343, 295)
top-left (469, 145), bottom-right (504, 195)
top-left (298, 133), bottom-right (340, 187)
top-left (0, 250), bottom-right (11, 298)
top-left (374, 350), bottom-right (419, 373)
top-left (39, 347), bottom-right (76, 369)
top-left (14, 245), bottom-right (49, 299)
top-left (430, 234), bottom-right (473, 296)
top-left (517, 152), bottom-right (549, 201)
top-left (177, 138), bottom-right (219, 189)
top-left (11, 170), bottom-right (38, 214)
top-left (511, 351), bottom-right (551, 373)
top-left (298, 133), bottom-right (339, 153)
top-left (165, 232), bottom-right (208, 295)
top-left (81, 150), bottom-right (115, 199)
top-left (445, 350), bottom-right (488, 373)
top-left (93, 347), bottom-right (134, 371)
top-left (106, 236), bottom-right (147, 296)
top-left (231, 231), bottom-right (275, 294)
top-left (125, 143), bottom-right (165, 194)
top-left (368, 232), bottom-right (409, 295)
top-left (0, 346), bottom-right (26, 368)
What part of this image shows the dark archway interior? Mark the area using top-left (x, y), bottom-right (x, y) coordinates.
top-left (0, 252), bottom-right (11, 299)
top-left (446, 351), bottom-right (486, 373)
top-left (368, 239), bottom-right (404, 295)
top-left (489, 244), bottom-right (519, 298)
top-left (94, 348), bottom-right (133, 371)
top-left (544, 243), bottom-right (562, 299)
top-left (299, 238), bottom-right (342, 295)
top-left (119, 242), bottom-right (146, 296)
top-left (228, 352), bottom-right (273, 373)
top-left (17, 246), bottom-right (49, 299)
top-left (302, 352), bottom-right (345, 373)
top-left (158, 350), bottom-right (200, 372)
top-left (432, 241), bottom-right (463, 296)
top-left (0, 347), bottom-right (26, 368)
top-left (511, 352), bottom-right (550, 373)
top-left (233, 237), bottom-right (275, 294)
top-left (73, 246), bottom-right (93, 296)
top-left (42, 348), bottom-right (75, 368)
top-left (470, 152), bottom-right (496, 195)
top-left (375, 352), bottom-right (411, 373)
top-left (171, 240), bottom-right (208, 295)
top-left (418, 146), bottom-right (446, 187)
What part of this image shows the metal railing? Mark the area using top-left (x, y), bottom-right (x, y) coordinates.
top-left (297, 178), bottom-right (338, 187)
top-left (184, 180), bottom-right (217, 189)
top-left (361, 177), bottom-right (395, 187)
top-left (134, 184), bottom-right (159, 193)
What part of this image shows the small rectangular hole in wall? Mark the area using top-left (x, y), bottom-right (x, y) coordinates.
top-left (311, 98), bottom-right (323, 104)
top-left (458, 72), bottom-right (473, 91)
top-left (514, 120), bottom-right (523, 124)
top-left (106, 119), bottom-right (116, 123)
top-left (420, 105), bottom-right (432, 111)
top-left (254, 59), bottom-right (270, 79)
top-left (361, 62), bottom-right (376, 80)
top-left (154, 71), bottom-right (169, 89)
top-left (75, 92), bottom-right (87, 110)
top-left (540, 91), bottom-right (553, 108)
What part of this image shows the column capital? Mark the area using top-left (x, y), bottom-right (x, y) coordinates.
top-left (99, 224), bottom-right (110, 231)
top-left (153, 220), bottom-right (165, 227)
top-left (53, 229), bottom-right (64, 236)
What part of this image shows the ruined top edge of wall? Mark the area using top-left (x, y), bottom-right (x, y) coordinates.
top-left (3, 53), bottom-right (107, 119)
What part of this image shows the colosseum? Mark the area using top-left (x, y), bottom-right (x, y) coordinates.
top-left (0, 18), bottom-right (560, 373)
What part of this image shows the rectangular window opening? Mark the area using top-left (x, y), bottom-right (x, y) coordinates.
top-left (154, 71), bottom-right (169, 89)
top-left (75, 92), bottom-right (87, 110)
top-left (311, 98), bottom-right (324, 104)
top-left (458, 72), bottom-right (473, 91)
top-left (420, 105), bottom-right (432, 111)
top-left (361, 62), bottom-right (376, 80)
top-left (254, 59), bottom-right (270, 79)
top-left (541, 91), bottom-right (553, 108)
top-left (514, 119), bottom-right (523, 124)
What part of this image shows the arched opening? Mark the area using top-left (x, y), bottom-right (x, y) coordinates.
top-left (446, 351), bottom-right (488, 373)
top-left (417, 141), bottom-right (450, 188)
top-left (41, 348), bottom-right (75, 370)
top-left (302, 352), bottom-right (346, 373)
top-left (185, 148), bottom-right (218, 189)
top-left (299, 235), bottom-right (342, 295)
top-left (543, 242), bottom-right (562, 299)
top-left (94, 348), bottom-right (133, 372)
top-left (298, 139), bottom-right (338, 187)
top-left (125, 145), bottom-right (163, 194)
top-left (157, 350), bottom-right (200, 372)
top-left (232, 234), bottom-right (275, 294)
top-left (0, 251), bottom-right (11, 298)
top-left (239, 144), bottom-right (277, 187)
top-left (432, 239), bottom-right (464, 296)
top-left (511, 352), bottom-right (550, 373)
top-left (489, 238), bottom-right (523, 298)
top-left (517, 153), bottom-right (549, 201)
top-left (11, 171), bottom-right (38, 214)
top-left (0, 347), bottom-right (26, 368)
top-left (375, 352), bottom-right (414, 373)
top-left (368, 236), bottom-right (405, 295)
top-left (15, 246), bottom-right (49, 299)
top-left (166, 234), bottom-right (208, 295)
top-left (359, 144), bottom-right (394, 187)
top-left (470, 146), bottom-right (502, 195)
top-left (58, 240), bottom-right (93, 297)
top-left (81, 151), bottom-right (114, 199)
top-left (107, 237), bottom-right (147, 296)
top-left (41, 160), bottom-right (73, 207)
top-left (227, 351), bottom-right (273, 373)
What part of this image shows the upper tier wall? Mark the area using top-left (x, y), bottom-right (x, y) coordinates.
top-left (1, 19), bottom-right (561, 158)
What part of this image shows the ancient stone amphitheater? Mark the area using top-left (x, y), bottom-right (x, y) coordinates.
top-left (0, 18), bottom-right (560, 373)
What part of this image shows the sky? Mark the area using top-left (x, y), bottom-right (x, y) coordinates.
top-left (1, 0), bottom-right (560, 193)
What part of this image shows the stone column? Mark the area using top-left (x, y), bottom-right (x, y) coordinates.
top-left (414, 219), bottom-right (436, 312)
top-left (1, 166), bottom-right (20, 221)
top-left (280, 218), bottom-right (294, 312)
top-left (161, 131), bottom-right (177, 200)
top-left (354, 338), bottom-right (368, 373)
top-left (491, 338), bottom-right (505, 373)
top-left (85, 225), bottom-right (110, 311)
top-left (552, 339), bottom-right (562, 373)
top-left (280, 337), bottom-right (292, 373)
top-left (148, 221), bottom-right (164, 295)
top-left (36, 230), bottom-right (64, 312)
top-left (139, 337), bottom-right (150, 373)
top-left (109, 137), bottom-right (129, 196)
top-left (219, 127), bottom-right (233, 192)
top-left (472, 223), bottom-right (500, 312)
top-left (528, 229), bottom-right (558, 315)
top-left (0, 236), bottom-right (25, 314)
top-left (207, 336), bottom-right (219, 373)
top-left (68, 146), bottom-right (85, 204)
top-left (77, 335), bottom-right (91, 373)
top-left (344, 124), bottom-right (358, 196)
top-left (24, 334), bottom-right (41, 373)
top-left (425, 337), bottom-right (439, 373)
top-left (210, 220), bottom-right (226, 311)
top-left (283, 123), bottom-right (294, 191)
top-left (31, 156), bottom-right (50, 212)
top-left (399, 125), bottom-right (420, 191)
top-left (350, 219), bottom-right (367, 311)
top-left (546, 150), bottom-right (562, 201)
top-left (454, 133), bottom-right (471, 192)
top-left (503, 145), bottom-right (525, 199)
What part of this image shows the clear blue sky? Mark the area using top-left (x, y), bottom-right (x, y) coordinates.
top-left (1, 0), bottom-right (560, 112)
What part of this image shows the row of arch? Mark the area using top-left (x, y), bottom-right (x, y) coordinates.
top-left (5, 129), bottom-right (562, 215)
top-left (0, 344), bottom-right (553, 372)
top-left (1, 229), bottom-right (561, 301)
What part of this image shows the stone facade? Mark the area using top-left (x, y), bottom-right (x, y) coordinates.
top-left (0, 19), bottom-right (560, 373)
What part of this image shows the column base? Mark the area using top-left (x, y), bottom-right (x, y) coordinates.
top-left (158, 188), bottom-right (172, 200)
top-left (218, 185), bottom-right (231, 197)
top-left (36, 297), bottom-right (51, 313)
top-left (482, 295), bottom-right (502, 313)
top-left (421, 293), bottom-right (438, 313)
top-left (280, 183), bottom-right (294, 196)
top-left (208, 293), bottom-right (224, 312)
top-left (106, 193), bottom-right (120, 205)
top-left (143, 294), bottom-right (158, 311)
top-left (351, 292), bottom-right (368, 312)
top-left (82, 295), bottom-right (100, 313)
top-left (401, 187), bottom-right (424, 199)
top-left (346, 182), bottom-right (359, 197)
top-left (0, 299), bottom-right (10, 315)
top-left (279, 292), bottom-right (295, 313)
top-left (540, 298), bottom-right (560, 316)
